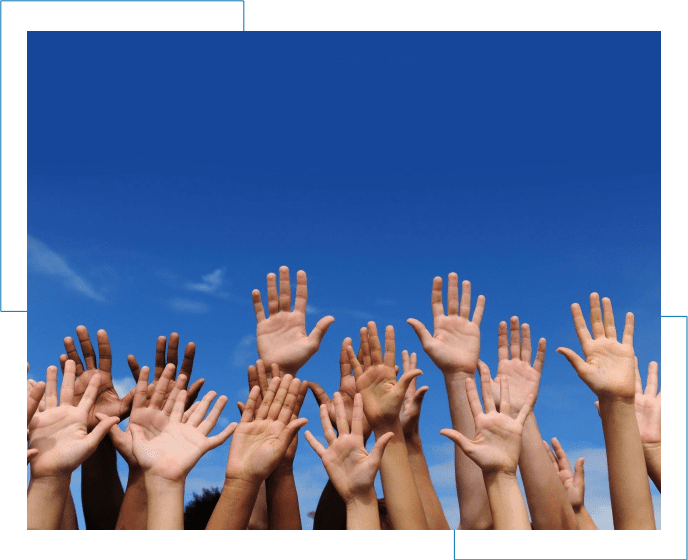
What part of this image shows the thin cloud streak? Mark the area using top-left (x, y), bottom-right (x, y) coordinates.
top-left (28, 235), bottom-right (107, 302)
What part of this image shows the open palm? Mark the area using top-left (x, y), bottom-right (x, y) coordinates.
top-left (557, 294), bottom-right (636, 399)
top-left (252, 267), bottom-right (334, 375)
top-left (28, 363), bottom-right (120, 478)
top-left (348, 323), bottom-right (421, 429)
top-left (408, 274), bottom-right (484, 375)
top-left (490, 317), bottom-right (546, 415)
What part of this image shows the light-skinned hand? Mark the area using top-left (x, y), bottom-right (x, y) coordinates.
top-left (490, 317), bottom-right (546, 417)
top-left (252, 266), bottom-right (335, 375)
top-left (305, 393), bottom-right (393, 504)
top-left (347, 322), bottom-right (422, 430)
top-left (28, 361), bottom-right (120, 478)
top-left (407, 273), bottom-right (485, 376)
top-left (441, 366), bottom-right (534, 475)
top-left (107, 368), bottom-right (236, 483)
top-left (557, 294), bottom-right (636, 400)
top-left (237, 360), bottom-right (309, 464)
top-left (310, 337), bottom-right (373, 441)
top-left (545, 438), bottom-right (585, 511)
top-left (225, 375), bottom-right (309, 485)
top-left (398, 350), bottom-right (429, 439)
top-left (27, 363), bottom-right (46, 463)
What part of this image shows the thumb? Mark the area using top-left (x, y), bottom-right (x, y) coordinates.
top-left (308, 382), bottom-right (331, 407)
top-left (557, 347), bottom-right (588, 375)
top-left (368, 431), bottom-right (394, 467)
top-left (440, 428), bottom-right (474, 456)
top-left (397, 368), bottom-right (423, 396)
top-left (594, 401), bottom-right (600, 417)
top-left (407, 318), bottom-right (433, 348)
top-left (237, 401), bottom-right (245, 415)
top-left (308, 316), bottom-right (335, 346)
top-left (574, 457), bottom-right (585, 487)
top-left (86, 415), bottom-right (121, 451)
top-left (413, 386), bottom-right (429, 408)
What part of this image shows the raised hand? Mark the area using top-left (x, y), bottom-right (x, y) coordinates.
top-left (238, 360), bottom-right (309, 464)
top-left (28, 361), bottom-right (121, 478)
top-left (127, 332), bottom-right (204, 410)
top-left (347, 323), bottom-right (422, 430)
top-left (305, 393), bottom-right (393, 511)
top-left (225, 375), bottom-right (309, 484)
top-left (547, 438), bottom-right (585, 511)
top-left (441, 369), bottom-right (533, 474)
top-left (491, 317), bottom-right (546, 416)
top-left (633, 359), bottom-right (661, 446)
top-left (252, 266), bottom-right (335, 375)
top-left (108, 364), bottom-right (193, 467)
top-left (310, 337), bottom-right (373, 441)
top-left (407, 273), bottom-right (485, 376)
top-left (59, 326), bottom-right (135, 429)
top-left (109, 369), bottom-right (235, 483)
top-left (27, 364), bottom-right (46, 463)
top-left (557, 294), bottom-right (636, 400)
top-left (399, 350), bottom-right (429, 439)
top-left (441, 367), bottom-right (533, 530)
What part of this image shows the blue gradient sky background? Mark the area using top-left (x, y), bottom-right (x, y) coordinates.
top-left (27, 31), bottom-right (660, 529)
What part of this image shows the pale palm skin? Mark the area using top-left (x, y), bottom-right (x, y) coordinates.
top-left (306, 394), bottom-right (392, 504)
top-left (252, 267), bottom-right (334, 375)
top-left (558, 293), bottom-right (656, 529)
top-left (60, 326), bottom-right (135, 429)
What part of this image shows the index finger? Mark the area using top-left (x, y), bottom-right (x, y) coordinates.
top-left (97, 330), bottom-right (112, 373)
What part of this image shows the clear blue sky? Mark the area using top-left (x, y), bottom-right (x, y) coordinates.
top-left (27, 31), bottom-right (660, 529)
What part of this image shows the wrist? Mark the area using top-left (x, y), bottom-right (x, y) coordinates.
top-left (442, 367), bottom-right (476, 379)
top-left (404, 432), bottom-right (423, 452)
top-left (29, 472), bottom-right (72, 487)
top-left (344, 486), bottom-right (378, 509)
top-left (144, 473), bottom-right (186, 492)
top-left (373, 418), bottom-right (402, 437)
top-left (269, 461), bottom-right (294, 478)
top-left (642, 442), bottom-right (661, 457)
top-left (483, 469), bottom-right (518, 485)
top-left (222, 475), bottom-right (262, 496)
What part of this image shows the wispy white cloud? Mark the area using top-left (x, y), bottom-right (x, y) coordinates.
top-left (185, 267), bottom-right (228, 297)
top-left (28, 235), bottom-right (106, 302)
top-left (167, 297), bottom-right (210, 314)
top-left (232, 334), bottom-right (256, 367)
top-left (112, 376), bottom-right (136, 399)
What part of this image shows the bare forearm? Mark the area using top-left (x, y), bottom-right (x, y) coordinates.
top-left (375, 420), bottom-right (428, 530)
top-left (313, 479), bottom-right (347, 530)
top-left (27, 475), bottom-right (70, 530)
top-left (207, 477), bottom-right (261, 530)
top-left (643, 444), bottom-right (661, 492)
top-left (574, 505), bottom-right (598, 530)
top-left (116, 468), bottom-right (148, 529)
top-left (345, 489), bottom-right (380, 530)
top-left (444, 374), bottom-right (493, 529)
top-left (519, 414), bottom-right (577, 529)
top-left (406, 436), bottom-right (450, 529)
top-left (600, 399), bottom-right (656, 529)
top-left (265, 464), bottom-right (302, 530)
top-left (247, 481), bottom-right (268, 529)
top-left (145, 476), bottom-right (185, 530)
top-left (483, 472), bottom-right (531, 530)
top-left (81, 435), bottom-right (124, 529)
top-left (60, 488), bottom-right (79, 530)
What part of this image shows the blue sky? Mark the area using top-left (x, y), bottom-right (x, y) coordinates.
top-left (27, 31), bottom-right (660, 529)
